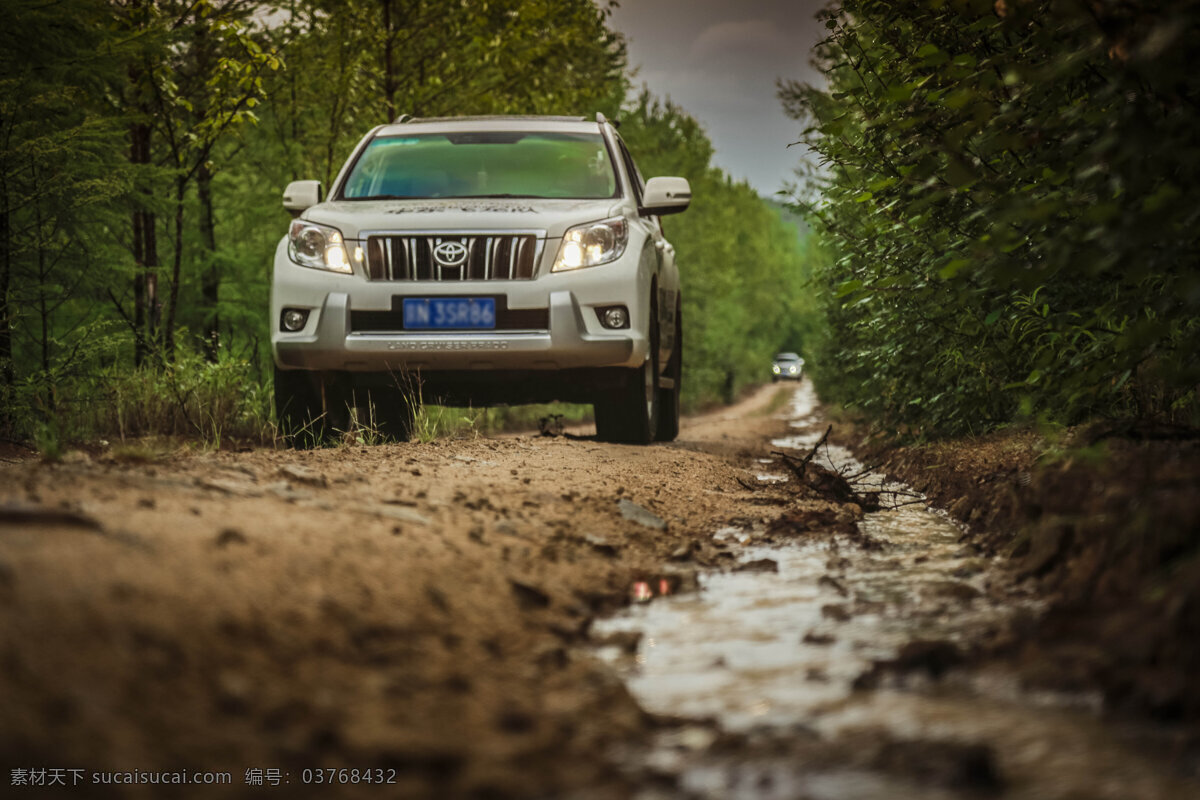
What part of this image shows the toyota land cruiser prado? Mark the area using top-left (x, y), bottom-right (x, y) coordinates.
top-left (271, 113), bottom-right (690, 445)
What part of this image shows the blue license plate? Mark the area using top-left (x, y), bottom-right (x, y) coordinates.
top-left (403, 297), bottom-right (496, 330)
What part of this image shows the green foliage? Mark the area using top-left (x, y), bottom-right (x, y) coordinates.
top-left (0, 1), bottom-right (815, 445)
top-left (619, 92), bottom-right (813, 408)
top-left (783, 0), bottom-right (1200, 434)
top-left (102, 346), bottom-right (274, 445)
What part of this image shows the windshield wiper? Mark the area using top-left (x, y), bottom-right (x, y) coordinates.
top-left (455, 193), bottom-right (540, 199)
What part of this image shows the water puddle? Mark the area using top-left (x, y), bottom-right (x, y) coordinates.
top-left (594, 382), bottom-right (1198, 799)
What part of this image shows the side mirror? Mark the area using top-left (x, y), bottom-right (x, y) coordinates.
top-left (282, 180), bottom-right (323, 215)
top-left (640, 176), bottom-right (691, 216)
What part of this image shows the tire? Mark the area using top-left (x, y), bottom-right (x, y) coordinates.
top-left (274, 367), bottom-right (335, 448)
top-left (655, 303), bottom-right (682, 442)
top-left (594, 302), bottom-right (661, 444)
top-left (353, 384), bottom-right (414, 443)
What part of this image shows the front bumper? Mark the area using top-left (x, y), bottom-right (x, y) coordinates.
top-left (274, 290), bottom-right (642, 372)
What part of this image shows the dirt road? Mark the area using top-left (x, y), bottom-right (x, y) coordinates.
top-left (0, 385), bottom-right (812, 798)
top-left (5, 384), bottom-right (1198, 800)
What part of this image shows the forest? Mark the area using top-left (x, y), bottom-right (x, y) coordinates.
top-left (0, 0), bottom-right (810, 448)
top-left (784, 0), bottom-right (1200, 435)
top-left (6, 0), bottom-right (1195, 450)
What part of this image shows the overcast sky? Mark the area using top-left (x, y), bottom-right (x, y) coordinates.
top-left (606, 0), bottom-right (830, 198)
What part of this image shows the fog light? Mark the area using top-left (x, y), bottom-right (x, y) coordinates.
top-left (281, 308), bottom-right (309, 332)
top-left (600, 306), bottom-right (629, 329)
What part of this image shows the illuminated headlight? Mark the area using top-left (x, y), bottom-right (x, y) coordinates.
top-left (788, 365), bottom-right (798, 374)
top-left (772, 365), bottom-right (781, 374)
top-left (552, 217), bottom-right (628, 272)
top-left (288, 219), bottom-right (352, 273)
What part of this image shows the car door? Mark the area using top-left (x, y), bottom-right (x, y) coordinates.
top-left (616, 137), bottom-right (679, 367)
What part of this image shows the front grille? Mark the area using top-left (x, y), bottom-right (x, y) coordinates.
top-left (364, 233), bottom-right (541, 281)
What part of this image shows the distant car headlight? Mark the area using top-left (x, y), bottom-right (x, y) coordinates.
top-left (552, 217), bottom-right (628, 271)
top-left (788, 365), bottom-right (798, 374)
top-left (772, 365), bottom-right (781, 374)
top-left (288, 219), bottom-right (352, 273)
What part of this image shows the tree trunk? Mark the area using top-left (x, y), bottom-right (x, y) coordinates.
top-left (198, 163), bottom-right (219, 361)
top-left (383, 0), bottom-right (396, 121)
top-left (131, 121), bottom-right (148, 366)
top-left (0, 202), bottom-right (12, 433)
top-left (163, 176), bottom-right (185, 360)
top-left (1, 205), bottom-right (12, 388)
top-left (34, 200), bottom-right (53, 413)
top-left (130, 116), bottom-right (159, 366)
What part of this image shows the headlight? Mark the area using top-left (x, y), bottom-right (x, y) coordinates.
top-left (772, 365), bottom-right (781, 374)
top-left (288, 219), bottom-right (352, 273)
top-left (788, 365), bottom-right (798, 374)
top-left (552, 217), bottom-right (628, 272)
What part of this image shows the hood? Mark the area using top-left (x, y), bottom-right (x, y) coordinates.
top-left (304, 198), bottom-right (626, 241)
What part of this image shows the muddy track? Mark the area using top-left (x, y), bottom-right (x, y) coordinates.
top-left (0, 385), bottom-right (804, 798)
top-left (2, 384), bottom-right (1197, 800)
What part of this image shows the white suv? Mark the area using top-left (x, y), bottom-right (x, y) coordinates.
top-left (271, 113), bottom-right (690, 445)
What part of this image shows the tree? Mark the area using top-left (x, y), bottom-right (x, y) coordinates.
top-left (0, 0), bottom-right (131, 431)
top-left (783, 0), bottom-right (1200, 433)
top-left (619, 91), bottom-right (809, 407)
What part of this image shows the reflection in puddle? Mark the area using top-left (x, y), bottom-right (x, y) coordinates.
top-left (596, 382), bottom-right (1198, 799)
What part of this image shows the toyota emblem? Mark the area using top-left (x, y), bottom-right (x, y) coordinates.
top-left (432, 240), bottom-right (468, 267)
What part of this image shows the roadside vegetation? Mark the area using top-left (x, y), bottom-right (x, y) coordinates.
top-left (785, 0), bottom-right (1199, 435)
top-left (0, 0), bottom-right (811, 452)
top-left (789, 0), bottom-right (1200, 723)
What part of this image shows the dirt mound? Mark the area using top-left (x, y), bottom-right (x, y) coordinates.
top-left (847, 425), bottom-right (1200, 721)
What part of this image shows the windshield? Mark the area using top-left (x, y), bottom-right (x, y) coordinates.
top-left (339, 131), bottom-right (618, 201)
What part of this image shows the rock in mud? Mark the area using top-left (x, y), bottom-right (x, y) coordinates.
top-left (591, 630), bottom-right (643, 654)
top-left (276, 464), bottom-right (328, 487)
top-left (0, 505), bottom-right (103, 531)
top-left (509, 579), bottom-right (551, 610)
top-left (579, 533), bottom-right (619, 556)
top-left (821, 604), bottom-right (851, 621)
top-left (215, 528), bottom-right (248, 548)
top-left (855, 639), bottom-right (965, 688)
top-left (372, 505), bottom-right (432, 526)
top-left (734, 558), bottom-right (778, 573)
top-left (618, 498), bottom-right (667, 530)
top-left (872, 738), bottom-right (1003, 791)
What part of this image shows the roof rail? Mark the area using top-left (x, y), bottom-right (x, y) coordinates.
top-left (596, 111), bottom-right (620, 128)
top-left (393, 113), bottom-right (412, 124)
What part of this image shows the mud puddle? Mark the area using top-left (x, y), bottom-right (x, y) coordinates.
top-left (593, 383), bottom-right (1199, 799)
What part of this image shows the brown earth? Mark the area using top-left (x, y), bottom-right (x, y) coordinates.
top-left (0, 384), bottom-right (845, 799)
top-left (842, 421), bottom-right (1200, 723)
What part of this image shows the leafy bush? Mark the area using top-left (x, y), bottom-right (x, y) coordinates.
top-left (783, 0), bottom-right (1200, 434)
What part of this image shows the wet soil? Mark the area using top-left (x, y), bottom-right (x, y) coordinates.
top-left (0, 385), bottom-right (816, 798)
top-left (596, 386), bottom-right (1200, 799)
top-left (2, 383), bottom-right (1198, 798)
top-left (848, 419), bottom-right (1200, 723)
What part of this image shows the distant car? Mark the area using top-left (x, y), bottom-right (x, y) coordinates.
top-left (771, 352), bottom-right (804, 382)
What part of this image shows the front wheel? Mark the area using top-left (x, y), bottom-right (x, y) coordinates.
top-left (594, 307), bottom-right (660, 444)
top-left (655, 303), bottom-right (682, 442)
top-left (274, 367), bottom-right (347, 448)
top-left (352, 384), bottom-right (414, 443)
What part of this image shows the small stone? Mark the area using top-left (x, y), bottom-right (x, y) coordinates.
top-left (734, 558), bottom-right (778, 573)
top-left (215, 528), bottom-right (247, 547)
top-left (373, 506), bottom-right (431, 526)
top-left (277, 464), bottom-right (327, 487)
top-left (821, 604), bottom-right (851, 622)
top-left (618, 498), bottom-right (666, 530)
